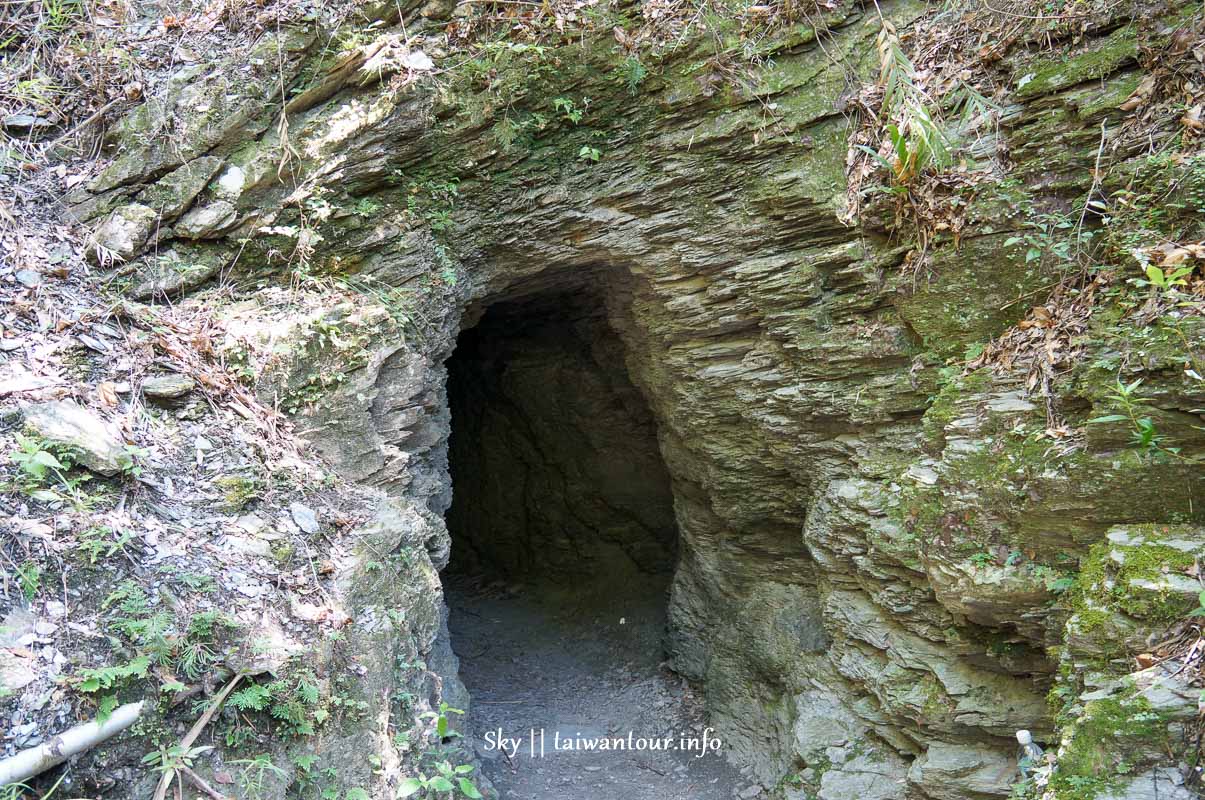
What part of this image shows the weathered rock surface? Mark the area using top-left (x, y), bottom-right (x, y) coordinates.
top-left (22, 400), bottom-right (127, 475)
top-left (141, 373), bottom-right (195, 401)
top-left (907, 742), bottom-right (1018, 800)
top-left (175, 200), bottom-right (237, 238)
top-left (133, 156), bottom-right (225, 218)
top-left (126, 247), bottom-right (228, 299)
top-left (86, 204), bottom-right (157, 264)
top-left (45, 0), bottom-right (1205, 797)
top-left (1045, 526), bottom-right (1205, 797)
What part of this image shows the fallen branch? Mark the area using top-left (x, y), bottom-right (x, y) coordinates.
top-left (0, 700), bottom-right (145, 785)
top-left (151, 674), bottom-right (242, 800)
top-left (180, 766), bottom-right (231, 800)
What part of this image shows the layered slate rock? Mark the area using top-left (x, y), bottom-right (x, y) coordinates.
top-left (57, 0), bottom-right (1205, 797)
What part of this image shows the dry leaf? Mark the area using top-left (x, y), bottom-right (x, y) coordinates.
top-left (97, 381), bottom-right (119, 407)
top-left (1161, 247), bottom-right (1191, 266)
top-left (1183, 104), bottom-right (1204, 130)
top-left (1118, 74), bottom-right (1156, 112)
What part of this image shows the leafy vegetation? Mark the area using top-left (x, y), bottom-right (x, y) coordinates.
top-left (1087, 378), bottom-right (1180, 459)
top-left (397, 761), bottom-right (482, 799)
top-left (142, 744), bottom-right (215, 797)
top-left (8, 433), bottom-right (75, 502)
top-left (855, 20), bottom-right (997, 192)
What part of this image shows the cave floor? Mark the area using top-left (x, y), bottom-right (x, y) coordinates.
top-left (446, 577), bottom-right (748, 800)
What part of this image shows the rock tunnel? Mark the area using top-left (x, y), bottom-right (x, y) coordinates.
top-left (444, 287), bottom-right (677, 586)
top-left (442, 285), bottom-right (746, 797)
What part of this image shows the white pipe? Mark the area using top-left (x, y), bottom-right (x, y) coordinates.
top-left (0, 701), bottom-right (144, 786)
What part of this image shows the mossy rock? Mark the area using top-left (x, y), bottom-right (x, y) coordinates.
top-left (1012, 24), bottom-right (1137, 100)
top-left (1074, 525), bottom-right (1205, 629)
top-left (896, 233), bottom-right (1047, 357)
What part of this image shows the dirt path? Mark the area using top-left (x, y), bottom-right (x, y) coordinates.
top-left (446, 577), bottom-right (752, 800)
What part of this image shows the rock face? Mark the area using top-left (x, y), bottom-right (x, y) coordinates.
top-left (1045, 525), bottom-right (1205, 798)
top-left (175, 201), bottom-right (237, 238)
top-left (54, 0), bottom-right (1205, 797)
top-left (134, 157), bottom-right (225, 218)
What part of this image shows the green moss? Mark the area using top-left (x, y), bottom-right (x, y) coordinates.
top-left (897, 233), bottom-right (1048, 356)
top-left (1069, 607), bottom-right (1112, 635)
top-left (1069, 72), bottom-right (1140, 119)
top-left (1075, 526), bottom-right (1199, 626)
top-left (922, 367), bottom-right (992, 447)
top-left (215, 474), bottom-right (261, 511)
top-left (1014, 24), bottom-right (1137, 99)
top-left (1049, 686), bottom-right (1170, 800)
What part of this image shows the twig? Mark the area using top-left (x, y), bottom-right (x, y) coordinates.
top-left (180, 766), bottom-right (231, 800)
top-left (999, 279), bottom-right (1064, 310)
top-left (980, 1), bottom-right (1091, 20)
top-left (41, 97), bottom-right (121, 151)
top-left (152, 674), bottom-right (243, 800)
top-left (1074, 119), bottom-right (1109, 261)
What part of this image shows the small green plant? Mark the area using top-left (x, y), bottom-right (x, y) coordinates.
top-left (176, 611), bottom-right (233, 679)
top-left (76, 655), bottom-right (151, 722)
top-left (1133, 263), bottom-right (1194, 292)
top-left (77, 656), bottom-right (151, 693)
top-left (352, 197), bottom-right (383, 218)
top-left (1087, 378), bottom-right (1179, 458)
top-left (1188, 590), bottom-right (1205, 617)
top-left (229, 683), bottom-right (273, 712)
top-left (397, 761), bottom-right (482, 799)
top-left (1003, 210), bottom-right (1078, 269)
top-left (552, 96), bottom-right (586, 124)
top-left (10, 433), bottom-right (67, 483)
top-left (142, 744), bottom-right (214, 795)
top-left (969, 551), bottom-right (994, 569)
top-left (421, 702), bottom-right (465, 740)
top-left (171, 569), bottom-right (217, 593)
top-left (119, 444), bottom-right (146, 477)
top-left (16, 561), bottom-right (41, 601)
top-left (857, 23), bottom-right (952, 187)
top-left (0, 772), bottom-right (65, 800)
top-left (1030, 563), bottom-right (1076, 594)
top-left (403, 178), bottom-right (459, 234)
top-left (91, 581), bottom-right (238, 694)
top-left (228, 671), bottom-right (327, 737)
top-left (578, 145), bottom-right (601, 163)
top-left (616, 55), bottom-right (647, 94)
top-left (230, 753), bottom-right (287, 800)
top-left (77, 525), bottom-right (135, 565)
top-left (8, 433), bottom-right (77, 502)
top-left (293, 754), bottom-right (321, 795)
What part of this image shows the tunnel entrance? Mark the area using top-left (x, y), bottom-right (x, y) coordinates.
top-left (445, 288), bottom-right (677, 584)
top-left (443, 288), bottom-right (743, 799)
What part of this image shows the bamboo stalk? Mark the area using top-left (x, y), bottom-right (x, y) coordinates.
top-left (0, 701), bottom-right (144, 786)
top-left (151, 674), bottom-right (242, 800)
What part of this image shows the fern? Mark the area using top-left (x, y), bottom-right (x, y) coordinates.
top-left (77, 656), bottom-right (150, 692)
top-left (228, 684), bottom-right (273, 711)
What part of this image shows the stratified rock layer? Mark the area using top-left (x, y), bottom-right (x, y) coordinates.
top-left (60, 1), bottom-right (1205, 797)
